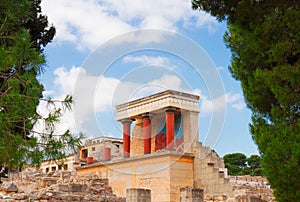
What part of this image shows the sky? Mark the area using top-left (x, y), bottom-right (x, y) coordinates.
top-left (38, 0), bottom-right (259, 157)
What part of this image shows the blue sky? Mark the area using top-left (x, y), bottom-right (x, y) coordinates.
top-left (38, 0), bottom-right (259, 157)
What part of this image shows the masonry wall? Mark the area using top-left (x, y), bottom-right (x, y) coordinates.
top-left (131, 122), bottom-right (144, 157)
top-left (192, 142), bottom-right (234, 198)
top-left (76, 153), bottom-right (194, 202)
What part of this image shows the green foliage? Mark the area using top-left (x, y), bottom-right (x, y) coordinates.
top-left (223, 153), bottom-right (262, 176)
top-left (224, 163), bottom-right (242, 176)
top-left (224, 153), bottom-right (246, 167)
top-left (193, 1), bottom-right (300, 201)
top-left (247, 155), bottom-right (260, 171)
top-left (0, 0), bottom-right (82, 168)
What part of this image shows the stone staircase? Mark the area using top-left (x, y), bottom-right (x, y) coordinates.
top-left (192, 142), bottom-right (235, 198)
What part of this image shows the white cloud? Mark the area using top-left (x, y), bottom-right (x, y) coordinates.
top-left (150, 75), bottom-right (182, 90)
top-left (37, 65), bottom-right (245, 137)
top-left (123, 55), bottom-right (170, 67)
top-left (42, 90), bottom-right (55, 97)
top-left (232, 101), bottom-right (246, 110)
top-left (199, 91), bottom-right (246, 115)
top-left (111, 74), bottom-right (185, 105)
top-left (41, 0), bottom-right (218, 50)
top-left (39, 66), bottom-right (199, 137)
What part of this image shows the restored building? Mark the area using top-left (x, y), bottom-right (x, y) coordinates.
top-left (39, 154), bottom-right (78, 173)
top-left (79, 136), bottom-right (123, 162)
top-left (76, 90), bottom-right (234, 201)
top-left (40, 137), bottom-right (123, 173)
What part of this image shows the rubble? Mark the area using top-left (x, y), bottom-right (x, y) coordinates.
top-left (0, 168), bottom-right (275, 201)
top-left (0, 169), bottom-right (125, 202)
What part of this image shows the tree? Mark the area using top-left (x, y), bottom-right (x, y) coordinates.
top-left (224, 153), bottom-right (264, 176)
top-left (247, 155), bottom-right (261, 171)
top-left (223, 153), bottom-right (247, 175)
top-left (223, 153), bottom-right (247, 167)
top-left (192, 1), bottom-right (300, 201)
top-left (0, 0), bottom-right (82, 169)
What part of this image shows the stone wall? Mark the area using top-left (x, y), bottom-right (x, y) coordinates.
top-left (131, 122), bottom-right (144, 157)
top-left (180, 187), bottom-right (203, 202)
top-left (192, 142), bottom-right (235, 199)
top-left (126, 188), bottom-right (151, 202)
top-left (77, 152), bottom-right (194, 202)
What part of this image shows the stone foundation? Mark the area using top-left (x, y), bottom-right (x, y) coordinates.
top-left (126, 188), bottom-right (151, 202)
top-left (180, 187), bottom-right (203, 202)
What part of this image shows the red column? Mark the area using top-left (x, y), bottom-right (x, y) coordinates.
top-left (143, 115), bottom-right (151, 154)
top-left (122, 119), bottom-right (132, 158)
top-left (165, 108), bottom-right (175, 150)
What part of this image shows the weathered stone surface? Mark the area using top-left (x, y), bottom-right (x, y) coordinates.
top-left (69, 183), bottom-right (87, 192)
top-left (1, 182), bottom-right (18, 192)
top-left (40, 177), bottom-right (57, 187)
top-left (12, 193), bottom-right (28, 200)
top-left (38, 191), bottom-right (53, 200)
top-left (28, 191), bottom-right (39, 200)
top-left (180, 187), bottom-right (203, 202)
top-left (58, 194), bottom-right (84, 201)
top-left (126, 188), bottom-right (151, 202)
top-left (235, 195), bottom-right (264, 202)
top-left (58, 184), bottom-right (69, 192)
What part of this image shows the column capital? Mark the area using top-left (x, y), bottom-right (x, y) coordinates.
top-left (121, 118), bottom-right (133, 124)
top-left (141, 113), bottom-right (154, 120)
top-left (164, 107), bottom-right (177, 113)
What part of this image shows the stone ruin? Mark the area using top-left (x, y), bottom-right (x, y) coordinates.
top-left (0, 168), bottom-right (125, 202)
top-left (0, 168), bottom-right (276, 202)
top-left (0, 91), bottom-right (276, 201)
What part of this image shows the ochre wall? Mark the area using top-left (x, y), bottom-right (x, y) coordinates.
top-left (76, 154), bottom-right (193, 202)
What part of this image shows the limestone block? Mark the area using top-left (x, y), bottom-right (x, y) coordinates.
top-left (58, 194), bottom-right (84, 201)
top-left (235, 195), bottom-right (264, 202)
top-left (40, 177), bottom-right (57, 187)
top-left (58, 184), bottom-right (69, 192)
top-left (126, 188), bottom-right (151, 202)
top-left (180, 187), bottom-right (203, 202)
top-left (69, 183), bottom-right (87, 192)
top-left (1, 182), bottom-right (18, 192)
top-left (12, 193), bottom-right (28, 200)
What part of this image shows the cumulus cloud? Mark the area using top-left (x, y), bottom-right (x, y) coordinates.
top-left (199, 91), bottom-right (246, 115)
top-left (39, 65), bottom-right (198, 136)
top-left (41, 0), bottom-right (218, 50)
top-left (37, 65), bottom-right (245, 137)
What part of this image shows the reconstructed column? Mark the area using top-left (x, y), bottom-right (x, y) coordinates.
top-left (165, 108), bottom-right (176, 150)
top-left (122, 119), bottom-right (132, 158)
top-left (142, 114), bottom-right (151, 154)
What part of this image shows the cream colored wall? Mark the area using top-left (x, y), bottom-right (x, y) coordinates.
top-left (192, 142), bottom-right (234, 198)
top-left (183, 110), bottom-right (199, 153)
top-left (131, 122), bottom-right (144, 157)
top-left (40, 155), bottom-right (76, 173)
top-left (76, 154), bottom-right (193, 202)
top-left (80, 140), bottom-right (123, 161)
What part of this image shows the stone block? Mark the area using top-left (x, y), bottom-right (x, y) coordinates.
top-left (126, 188), bottom-right (151, 202)
top-left (58, 184), bottom-right (69, 192)
top-left (40, 177), bottom-right (57, 187)
top-left (69, 183), bottom-right (87, 192)
top-left (180, 187), bottom-right (203, 202)
top-left (235, 195), bottom-right (264, 202)
top-left (12, 193), bottom-right (28, 200)
top-left (1, 182), bottom-right (18, 192)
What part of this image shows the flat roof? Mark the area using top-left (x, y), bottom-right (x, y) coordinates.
top-left (115, 90), bottom-right (200, 121)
